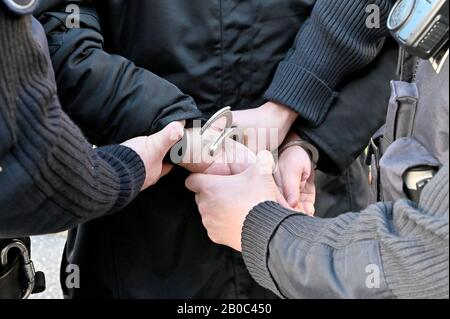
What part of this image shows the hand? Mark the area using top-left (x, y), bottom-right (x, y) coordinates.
top-left (186, 151), bottom-right (289, 252)
top-left (179, 127), bottom-right (257, 176)
top-left (274, 135), bottom-right (316, 216)
top-left (122, 121), bottom-right (185, 190)
top-left (232, 101), bottom-right (298, 152)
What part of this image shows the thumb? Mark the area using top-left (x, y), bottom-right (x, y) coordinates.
top-left (251, 151), bottom-right (292, 209)
top-left (186, 173), bottom-right (224, 194)
top-left (283, 169), bottom-right (302, 208)
top-left (149, 122), bottom-right (185, 159)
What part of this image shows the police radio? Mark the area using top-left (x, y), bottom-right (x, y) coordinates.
top-left (388, 0), bottom-right (449, 61)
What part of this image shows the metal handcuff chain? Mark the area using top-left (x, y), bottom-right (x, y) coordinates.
top-left (1, 240), bottom-right (35, 299)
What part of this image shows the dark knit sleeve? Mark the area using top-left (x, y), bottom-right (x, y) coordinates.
top-left (265, 0), bottom-right (392, 126)
top-left (0, 8), bottom-right (145, 237)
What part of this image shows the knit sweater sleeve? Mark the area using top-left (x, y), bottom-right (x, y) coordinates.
top-left (0, 8), bottom-right (145, 237)
top-left (242, 164), bottom-right (449, 299)
top-left (265, 0), bottom-right (393, 126)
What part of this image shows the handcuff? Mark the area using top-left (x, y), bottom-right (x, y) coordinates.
top-left (207, 108), bottom-right (319, 168)
top-left (166, 107), bottom-right (239, 165)
top-left (169, 106), bottom-right (319, 167)
top-left (200, 107), bottom-right (240, 157)
top-left (279, 139), bottom-right (320, 169)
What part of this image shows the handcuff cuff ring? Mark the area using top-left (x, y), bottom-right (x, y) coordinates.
top-left (201, 107), bottom-right (240, 157)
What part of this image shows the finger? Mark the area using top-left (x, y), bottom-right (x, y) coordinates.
top-left (185, 174), bottom-right (208, 193)
top-left (149, 122), bottom-right (185, 159)
top-left (299, 170), bottom-right (311, 195)
top-left (299, 180), bottom-right (316, 216)
top-left (303, 202), bottom-right (316, 216)
top-left (300, 173), bottom-right (307, 191)
top-left (185, 173), bottom-right (224, 194)
top-left (298, 200), bottom-right (315, 216)
top-left (222, 138), bottom-right (257, 175)
top-left (281, 167), bottom-right (302, 208)
top-left (308, 166), bottom-right (316, 183)
top-left (273, 166), bottom-right (284, 197)
top-left (299, 187), bottom-right (316, 204)
top-left (276, 192), bottom-right (295, 211)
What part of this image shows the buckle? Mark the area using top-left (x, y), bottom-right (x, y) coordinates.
top-left (1, 0), bottom-right (37, 16)
top-left (1, 240), bottom-right (35, 299)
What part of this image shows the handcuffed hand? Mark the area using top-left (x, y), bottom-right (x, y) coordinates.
top-left (179, 127), bottom-right (257, 176)
top-left (274, 133), bottom-right (316, 216)
top-left (232, 101), bottom-right (298, 152)
top-left (186, 151), bottom-right (289, 252)
top-left (122, 121), bottom-right (185, 190)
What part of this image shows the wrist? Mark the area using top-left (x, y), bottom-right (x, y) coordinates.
top-left (179, 127), bottom-right (223, 173)
top-left (264, 101), bottom-right (298, 127)
top-left (284, 132), bottom-right (301, 144)
top-left (279, 135), bottom-right (319, 169)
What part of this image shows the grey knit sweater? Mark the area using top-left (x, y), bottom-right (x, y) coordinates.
top-left (0, 7), bottom-right (145, 238)
top-left (243, 164), bottom-right (449, 299)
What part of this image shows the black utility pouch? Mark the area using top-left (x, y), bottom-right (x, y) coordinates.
top-left (0, 238), bottom-right (46, 299)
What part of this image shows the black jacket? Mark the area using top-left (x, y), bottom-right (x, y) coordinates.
top-left (37, 0), bottom-right (396, 298)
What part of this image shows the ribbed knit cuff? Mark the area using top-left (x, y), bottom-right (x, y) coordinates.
top-left (242, 201), bottom-right (302, 297)
top-left (265, 62), bottom-right (338, 127)
top-left (96, 145), bottom-right (146, 211)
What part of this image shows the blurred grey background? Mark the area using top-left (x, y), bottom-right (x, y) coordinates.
top-left (30, 234), bottom-right (66, 299)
